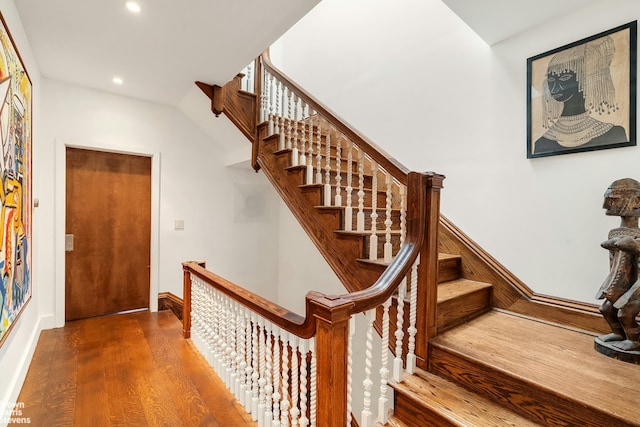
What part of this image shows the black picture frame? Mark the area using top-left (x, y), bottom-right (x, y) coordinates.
top-left (527, 21), bottom-right (637, 158)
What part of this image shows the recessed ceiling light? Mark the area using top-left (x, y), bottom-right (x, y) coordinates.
top-left (112, 76), bottom-right (124, 85)
top-left (125, 1), bottom-right (141, 13)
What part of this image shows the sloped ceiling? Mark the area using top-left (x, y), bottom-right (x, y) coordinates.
top-left (14, 0), bottom-right (320, 106)
top-left (441, 0), bottom-right (605, 45)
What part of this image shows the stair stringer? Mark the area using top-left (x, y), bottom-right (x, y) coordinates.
top-left (255, 124), bottom-right (384, 293)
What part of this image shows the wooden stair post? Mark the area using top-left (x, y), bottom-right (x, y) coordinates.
top-left (417, 172), bottom-right (445, 369)
top-left (307, 292), bottom-right (354, 427)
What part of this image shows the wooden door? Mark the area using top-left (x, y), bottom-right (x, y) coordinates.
top-left (65, 148), bottom-right (151, 321)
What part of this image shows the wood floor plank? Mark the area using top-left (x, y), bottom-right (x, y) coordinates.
top-left (154, 309), bottom-right (255, 426)
top-left (18, 310), bottom-right (255, 427)
top-left (138, 312), bottom-right (219, 426)
top-left (42, 323), bottom-right (80, 426)
top-left (103, 315), bottom-right (148, 426)
top-left (16, 328), bottom-right (58, 417)
top-left (74, 317), bottom-right (111, 426)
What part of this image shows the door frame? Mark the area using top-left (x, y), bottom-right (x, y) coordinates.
top-left (55, 138), bottom-right (160, 327)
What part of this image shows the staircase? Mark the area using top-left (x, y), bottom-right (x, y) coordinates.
top-left (390, 255), bottom-right (640, 426)
top-left (192, 56), bottom-right (640, 427)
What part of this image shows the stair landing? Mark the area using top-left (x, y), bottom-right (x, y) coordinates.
top-left (428, 310), bottom-right (640, 426)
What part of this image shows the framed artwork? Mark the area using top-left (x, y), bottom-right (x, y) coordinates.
top-left (527, 21), bottom-right (637, 158)
top-left (0, 12), bottom-right (32, 347)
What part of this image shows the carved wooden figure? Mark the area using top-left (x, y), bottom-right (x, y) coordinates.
top-left (595, 178), bottom-right (640, 363)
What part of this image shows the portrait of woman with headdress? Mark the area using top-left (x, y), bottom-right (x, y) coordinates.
top-left (527, 22), bottom-right (636, 158)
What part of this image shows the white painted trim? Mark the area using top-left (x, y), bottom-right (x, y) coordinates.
top-left (54, 139), bottom-right (161, 327)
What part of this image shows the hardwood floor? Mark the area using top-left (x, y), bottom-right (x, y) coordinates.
top-left (17, 310), bottom-right (255, 426)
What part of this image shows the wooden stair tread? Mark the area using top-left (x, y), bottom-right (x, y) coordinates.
top-left (391, 369), bottom-right (542, 426)
top-left (430, 310), bottom-right (640, 425)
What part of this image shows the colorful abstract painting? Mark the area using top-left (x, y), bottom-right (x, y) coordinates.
top-left (0, 12), bottom-right (31, 347)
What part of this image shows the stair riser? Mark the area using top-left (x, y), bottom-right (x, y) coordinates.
top-left (362, 233), bottom-right (402, 260)
top-left (438, 257), bottom-right (462, 282)
top-left (437, 288), bottom-right (491, 331)
top-left (342, 209), bottom-right (401, 231)
top-left (428, 345), bottom-right (628, 427)
top-left (393, 395), bottom-right (458, 427)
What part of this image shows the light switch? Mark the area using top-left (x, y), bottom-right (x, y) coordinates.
top-left (65, 234), bottom-right (74, 251)
top-left (174, 220), bottom-right (184, 230)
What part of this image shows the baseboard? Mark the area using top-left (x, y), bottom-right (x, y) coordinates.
top-left (0, 313), bottom-right (49, 427)
top-left (158, 292), bottom-right (183, 320)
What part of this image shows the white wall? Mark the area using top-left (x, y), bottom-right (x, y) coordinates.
top-left (274, 0), bottom-right (640, 305)
top-left (275, 200), bottom-right (343, 313)
top-left (41, 78), bottom-right (281, 316)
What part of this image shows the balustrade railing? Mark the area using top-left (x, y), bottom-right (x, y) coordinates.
top-left (183, 171), bottom-right (442, 427)
top-left (184, 52), bottom-right (444, 427)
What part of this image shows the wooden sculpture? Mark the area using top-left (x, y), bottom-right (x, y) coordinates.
top-left (595, 178), bottom-right (640, 363)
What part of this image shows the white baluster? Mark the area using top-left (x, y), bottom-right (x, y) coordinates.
top-left (229, 303), bottom-right (238, 395)
top-left (236, 305), bottom-right (245, 401)
top-left (258, 319), bottom-right (267, 426)
top-left (356, 149), bottom-right (365, 232)
top-left (276, 81), bottom-right (284, 151)
top-left (286, 89), bottom-right (293, 150)
top-left (361, 309), bottom-right (375, 427)
top-left (384, 174), bottom-right (393, 263)
top-left (344, 140), bottom-right (354, 231)
top-left (281, 335), bottom-right (291, 427)
top-left (291, 94), bottom-right (300, 167)
top-left (347, 317), bottom-right (355, 427)
top-left (334, 136), bottom-right (342, 207)
top-left (290, 335), bottom-right (300, 427)
top-left (369, 163), bottom-right (379, 261)
top-left (279, 83), bottom-right (286, 150)
top-left (299, 339), bottom-right (308, 427)
top-left (245, 309), bottom-right (254, 412)
top-left (213, 291), bottom-right (223, 372)
top-left (272, 327), bottom-right (282, 427)
top-left (247, 62), bottom-right (253, 92)
top-left (306, 111), bottom-right (315, 186)
top-left (252, 314), bottom-right (260, 419)
top-left (268, 74), bottom-right (275, 135)
top-left (299, 103), bottom-right (307, 169)
top-left (378, 298), bottom-right (391, 424)
top-left (309, 339), bottom-right (317, 427)
top-left (260, 71), bottom-right (268, 123)
top-left (393, 278), bottom-right (407, 382)
top-left (238, 308), bottom-right (247, 407)
top-left (400, 185), bottom-right (407, 246)
top-left (228, 301), bottom-right (236, 388)
top-left (264, 322), bottom-right (274, 427)
top-left (315, 118), bottom-right (323, 185)
top-left (406, 255), bottom-right (420, 375)
top-left (323, 129), bottom-right (332, 206)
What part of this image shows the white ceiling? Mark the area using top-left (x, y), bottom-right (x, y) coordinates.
top-left (442, 0), bottom-right (605, 45)
top-left (13, 0), bottom-right (606, 109)
top-left (14, 0), bottom-right (320, 106)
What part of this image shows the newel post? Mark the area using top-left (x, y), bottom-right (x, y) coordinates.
top-left (252, 56), bottom-right (264, 172)
top-left (416, 172), bottom-right (445, 369)
top-left (182, 264), bottom-right (192, 339)
top-left (307, 292), bottom-right (354, 427)
top-left (182, 261), bottom-right (206, 339)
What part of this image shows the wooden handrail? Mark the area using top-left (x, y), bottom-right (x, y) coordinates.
top-left (183, 171), bottom-right (442, 332)
top-left (260, 50), bottom-right (410, 185)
